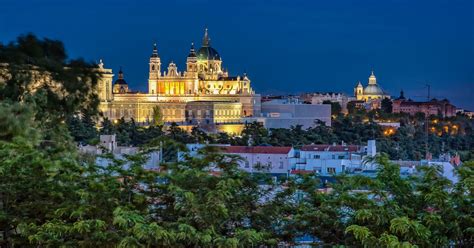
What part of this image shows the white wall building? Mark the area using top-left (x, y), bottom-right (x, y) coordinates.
top-left (79, 135), bottom-right (161, 170)
top-left (181, 144), bottom-right (295, 176)
top-left (294, 142), bottom-right (375, 176)
top-left (245, 99), bottom-right (331, 129)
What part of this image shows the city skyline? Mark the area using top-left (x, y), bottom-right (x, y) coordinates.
top-left (1, 0), bottom-right (472, 109)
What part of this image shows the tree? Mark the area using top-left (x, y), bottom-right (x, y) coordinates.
top-left (381, 97), bottom-right (393, 113)
top-left (241, 122), bottom-right (269, 146)
top-left (152, 105), bottom-right (164, 126)
top-left (323, 100), bottom-right (342, 116)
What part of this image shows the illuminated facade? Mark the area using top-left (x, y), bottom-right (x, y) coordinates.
top-left (354, 70), bottom-right (390, 101)
top-left (96, 29), bottom-right (261, 125)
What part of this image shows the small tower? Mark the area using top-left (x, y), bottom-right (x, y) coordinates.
top-left (149, 43), bottom-right (161, 94)
top-left (149, 43), bottom-right (161, 79)
top-left (354, 81), bottom-right (363, 99)
top-left (186, 42), bottom-right (198, 78)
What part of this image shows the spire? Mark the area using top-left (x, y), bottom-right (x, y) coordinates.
top-left (398, 89), bottom-right (406, 100)
top-left (202, 28), bottom-right (210, 47)
top-left (151, 43), bottom-right (159, 57)
top-left (118, 66), bottom-right (124, 79)
top-left (188, 42), bottom-right (196, 57)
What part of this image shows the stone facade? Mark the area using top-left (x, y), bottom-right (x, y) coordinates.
top-left (96, 29), bottom-right (261, 126)
top-left (354, 70), bottom-right (390, 102)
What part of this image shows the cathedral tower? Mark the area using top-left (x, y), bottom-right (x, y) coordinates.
top-left (148, 43), bottom-right (161, 94)
top-left (186, 42), bottom-right (198, 78)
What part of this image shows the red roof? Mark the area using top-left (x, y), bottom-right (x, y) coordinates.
top-left (300, 144), bottom-right (361, 152)
top-left (220, 146), bottom-right (292, 154)
top-left (290, 170), bottom-right (314, 175)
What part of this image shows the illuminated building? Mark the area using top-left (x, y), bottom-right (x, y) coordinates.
top-left (392, 91), bottom-right (456, 117)
top-left (96, 29), bottom-right (261, 127)
top-left (354, 70), bottom-right (390, 101)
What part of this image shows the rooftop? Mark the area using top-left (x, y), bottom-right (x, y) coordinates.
top-left (220, 146), bottom-right (293, 154)
top-left (300, 144), bottom-right (361, 152)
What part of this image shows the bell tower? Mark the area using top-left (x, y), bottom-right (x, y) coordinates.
top-left (186, 42), bottom-right (198, 78)
top-left (355, 81), bottom-right (363, 100)
top-left (148, 43), bottom-right (161, 94)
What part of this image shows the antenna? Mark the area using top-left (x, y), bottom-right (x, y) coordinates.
top-left (424, 83), bottom-right (431, 160)
top-left (425, 83), bottom-right (431, 100)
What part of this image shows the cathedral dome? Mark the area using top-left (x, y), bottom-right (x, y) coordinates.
top-left (197, 28), bottom-right (221, 61)
top-left (197, 46), bottom-right (221, 60)
top-left (364, 84), bottom-right (384, 95)
top-left (114, 68), bottom-right (128, 85)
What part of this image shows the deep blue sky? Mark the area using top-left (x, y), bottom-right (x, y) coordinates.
top-left (1, 0), bottom-right (473, 109)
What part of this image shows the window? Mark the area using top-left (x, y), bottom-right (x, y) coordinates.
top-left (245, 161), bottom-right (250, 168)
top-left (279, 161), bottom-right (284, 169)
top-left (313, 155), bottom-right (320, 159)
top-left (338, 155), bottom-right (345, 159)
top-left (332, 155), bottom-right (336, 159)
top-left (327, 167), bottom-right (336, 174)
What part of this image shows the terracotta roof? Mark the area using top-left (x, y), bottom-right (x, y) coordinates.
top-left (290, 170), bottom-right (314, 175)
top-left (300, 145), bottom-right (361, 152)
top-left (220, 146), bottom-right (292, 154)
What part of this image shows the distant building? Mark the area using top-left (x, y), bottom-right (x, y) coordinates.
top-left (221, 146), bottom-right (295, 176)
top-left (79, 135), bottom-right (161, 170)
top-left (180, 143), bottom-right (295, 177)
top-left (245, 98), bottom-right (331, 129)
top-left (95, 29), bottom-right (261, 132)
top-left (392, 91), bottom-right (456, 117)
top-left (354, 70), bottom-right (390, 102)
top-left (185, 101), bottom-right (242, 125)
top-left (301, 92), bottom-right (354, 113)
top-left (456, 108), bottom-right (474, 118)
top-left (293, 140), bottom-right (376, 176)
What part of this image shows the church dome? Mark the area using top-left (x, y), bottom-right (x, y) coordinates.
top-left (114, 68), bottom-right (128, 85)
top-left (197, 46), bottom-right (221, 60)
top-left (364, 84), bottom-right (384, 95)
top-left (197, 28), bottom-right (221, 61)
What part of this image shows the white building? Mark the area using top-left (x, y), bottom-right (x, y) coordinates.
top-left (79, 135), bottom-right (161, 170)
top-left (245, 98), bottom-right (331, 129)
top-left (301, 92), bottom-right (355, 113)
top-left (294, 141), bottom-right (375, 176)
top-left (181, 143), bottom-right (295, 176)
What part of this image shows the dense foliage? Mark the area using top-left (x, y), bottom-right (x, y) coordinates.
top-left (1, 101), bottom-right (473, 247)
top-left (84, 113), bottom-right (473, 161)
top-left (1, 34), bottom-right (473, 247)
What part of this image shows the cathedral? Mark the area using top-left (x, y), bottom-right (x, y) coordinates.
top-left (96, 29), bottom-right (261, 127)
top-left (354, 70), bottom-right (390, 101)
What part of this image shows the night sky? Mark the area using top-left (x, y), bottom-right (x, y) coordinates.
top-left (1, 0), bottom-right (473, 109)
